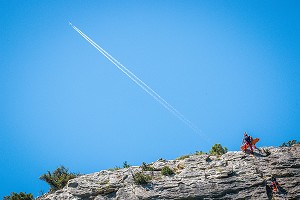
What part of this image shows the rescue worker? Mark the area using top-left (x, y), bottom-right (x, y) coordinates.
top-left (242, 132), bottom-right (253, 153)
top-left (271, 175), bottom-right (279, 193)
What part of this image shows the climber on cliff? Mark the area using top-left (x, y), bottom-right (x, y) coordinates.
top-left (242, 132), bottom-right (254, 154)
top-left (270, 175), bottom-right (280, 193)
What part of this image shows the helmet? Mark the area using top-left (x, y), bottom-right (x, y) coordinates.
top-left (244, 132), bottom-right (247, 136)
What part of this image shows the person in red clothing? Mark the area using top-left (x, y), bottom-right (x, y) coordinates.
top-left (271, 175), bottom-right (279, 193)
top-left (242, 132), bottom-right (253, 153)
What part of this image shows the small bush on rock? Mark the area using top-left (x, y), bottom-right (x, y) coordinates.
top-left (280, 140), bottom-right (299, 147)
top-left (209, 144), bottom-right (228, 156)
top-left (141, 162), bottom-right (155, 171)
top-left (4, 192), bottom-right (34, 200)
top-left (39, 165), bottom-right (79, 192)
top-left (133, 172), bottom-right (151, 185)
top-left (161, 166), bottom-right (175, 176)
top-left (123, 161), bottom-right (131, 168)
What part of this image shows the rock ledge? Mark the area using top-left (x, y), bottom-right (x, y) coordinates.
top-left (38, 145), bottom-right (300, 200)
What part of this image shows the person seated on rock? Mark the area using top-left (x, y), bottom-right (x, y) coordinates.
top-left (271, 175), bottom-right (279, 193)
top-left (242, 132), bottom-right (253, 153)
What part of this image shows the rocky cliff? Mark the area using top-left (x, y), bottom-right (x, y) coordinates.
top-left (39, 145), bottom-right (300, 200)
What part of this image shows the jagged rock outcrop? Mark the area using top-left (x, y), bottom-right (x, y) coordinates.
top-left (38, 145), bottom-right (300, 200)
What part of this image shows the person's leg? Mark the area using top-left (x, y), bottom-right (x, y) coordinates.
top-left (272, 182), bottom-right (278, 192)
top-left (248, 142), bottom-right (253, 153)
top-left (243, 143), bottom-right (247, 152)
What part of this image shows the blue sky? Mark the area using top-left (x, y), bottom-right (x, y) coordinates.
top-left (1, 0), bottom-right (299, 198)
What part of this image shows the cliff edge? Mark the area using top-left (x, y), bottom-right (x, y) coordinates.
top-left (39, 145), bottom-right (300, 199)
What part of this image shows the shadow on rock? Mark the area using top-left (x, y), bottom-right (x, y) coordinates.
top-left (252, 152), bottom-right (265, 157)
top-left (278, 186), bottom-right (288, 195)
top-left (265, 185), bottom-right (273, 200)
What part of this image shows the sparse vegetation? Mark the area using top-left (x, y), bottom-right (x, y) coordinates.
top-left (176, 155), bottom-right (190, 160)
top-left (107, 166), bottom-right (121, 171)
top-left (176, 150), bottom-right (206, 160)
top-left (195, 150), bottom-right (206, 155)
top-left (108, 161), bottom-right (131, 171)
top-left (123, 161), bottom-right (131, 168)
top-left (141, 162), bottom-right (155, 171)
top-left (280, 140), bottom-right (300, 147)
top-left (4, 192), bottom-right (34, 200)
top-left (133, 172), bottom-right (151, 185)
top-left (39, 165), bottom-right (79, 192)
top-left (209, 144), bottom-right (228, 156)
top-left (161, 166), bottom-right (175, 176)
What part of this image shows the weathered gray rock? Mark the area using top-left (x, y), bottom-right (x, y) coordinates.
top-left (38, 145), bottom-right (300, 200)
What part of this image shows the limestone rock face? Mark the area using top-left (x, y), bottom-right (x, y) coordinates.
top-left (38, 145), bottom-right (300, 200)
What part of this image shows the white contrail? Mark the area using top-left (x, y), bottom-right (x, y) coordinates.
top-left (70, 24), bottom-right (199, 132)
top-left (70, 25), bottom-right (180, 122)
top-left (70, 23), bottom-right (202, 134)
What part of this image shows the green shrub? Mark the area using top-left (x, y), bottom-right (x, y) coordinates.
top-left (209, 144), bottom-right (228, 156)
top-left (141, 162), bottom-right (155, 171)
top-left (123, 161), bottom-right (131, 168)
top-left (4, 192), bottom-right (34, 200)
top-left (39, 165), bottom-right (79, 192)
top-left (280, 140), bottom-right (299, 147)
top-left (133, 172), bottom-right (151, 185)
top-left (195, 151), bottom-right (206, 155)
top-left (161, 166), bottom-right (175, 176)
